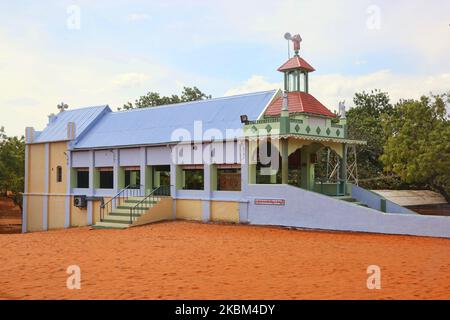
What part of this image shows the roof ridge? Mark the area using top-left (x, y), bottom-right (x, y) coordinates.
top-left (55, 105), bottom-right (109, 115)
top-left (114, 90), bottom-right (277, 114)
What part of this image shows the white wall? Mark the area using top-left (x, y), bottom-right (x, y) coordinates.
top-left (245, 184), bottom-right (450, 238)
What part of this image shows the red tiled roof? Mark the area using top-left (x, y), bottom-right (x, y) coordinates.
top-left (264, 92), bottom-right (336, 118)
top-left (277, 56), bottom-right (315, 72)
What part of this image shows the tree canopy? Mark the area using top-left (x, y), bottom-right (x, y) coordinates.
top-left (0, 128), bottom-right (25, 209)
top-left (345, 89), bottom-right (398, 189)
top-left (381, 92), bottom-right (450, 201)
top-left (121, 86), bottom-right (212, 110)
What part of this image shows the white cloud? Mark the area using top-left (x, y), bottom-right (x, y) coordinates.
top-left (224, 76), bottom-right (279, 96)
top-left (212, 0), bottom-right (450, 72)
top-left (127, 13), bottom-right (150, 22)
top-left (0, 28), bottom-right (195, 136)
top-left (111, 73), bottom-right (151, 89)
top-left (225, 71), bottom-right (450, 112)
top-left (2, 0), bottom-right (449, 136)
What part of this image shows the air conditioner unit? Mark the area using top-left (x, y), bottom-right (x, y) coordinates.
top-left (74, 195), bottom-right (87, 208)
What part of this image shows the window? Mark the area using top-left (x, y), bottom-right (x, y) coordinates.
top-left (98, 168), bottom-right (113, 189)
top-left (153, 165), bottom-right (170, 187)
top-left (181, 166), bottom-right (204, 190)
top-left (56, 166), bottom-right (62, 183)
top-left (76, 168), bottom-right (89, 188)
top-left (299, 72), bottom-right (307, 92)
top-left (124, 168), bottom-right (140, 189)
top-left (217, 165), bottom-right (241, 191)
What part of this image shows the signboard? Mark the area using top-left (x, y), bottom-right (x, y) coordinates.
top-left (254, 199), bottom-right (286, 206)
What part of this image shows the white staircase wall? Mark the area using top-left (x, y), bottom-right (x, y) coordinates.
top-left (132, 197), bottom-right (174, 227)
top-left (245, 184), bottom-right (450, 238)
top-left (351, 184), bottom-right (417, 214)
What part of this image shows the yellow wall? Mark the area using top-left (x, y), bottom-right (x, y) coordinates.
top-left (211, 201), bottom-right (239, 223)
top-left (27, 195), bottom-right (43, 232)
top-left (49, 142), bottom-right (68, 194)
top-left (28, 144), bottom-right (46, 193)
top-left (48, 195), bottom-right (66, 229)
top-left (176, 199), bottom-right (202, 221)
top-left (133, 197), bottom-right (173, 226)
top-left (91, 198), bottom-right (111, 224)
top-left (70, 196), bottom-right (88, 227)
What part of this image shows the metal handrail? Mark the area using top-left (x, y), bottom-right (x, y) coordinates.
top-left (246, 118), bottom-right (280, 125)
top-left (100, 184), bottom-right (141, 222)
top-left (129, 185), bottom-right (171, 224)
top-left (314, 178), bottom-right (346, 196)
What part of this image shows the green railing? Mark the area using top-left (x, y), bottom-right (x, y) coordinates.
top-left (100, 184), bottom-right (141, 222)
top-left (247, 117), bottom-right (280, 125)
top-left (314, 178), bottom-right (347, 196)
top-left (129, 185), bottom-right (171, 224)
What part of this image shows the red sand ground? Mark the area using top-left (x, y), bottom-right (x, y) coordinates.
top-left (1, 220), bottom-right (450, 300)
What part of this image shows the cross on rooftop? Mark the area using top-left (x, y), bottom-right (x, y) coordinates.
top-left (57, 102), bottom-right (68, 112)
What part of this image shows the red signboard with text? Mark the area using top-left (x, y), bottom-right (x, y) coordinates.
top-left (254, 199), bottom-right (286, 206)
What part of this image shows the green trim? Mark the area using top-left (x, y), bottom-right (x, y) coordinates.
top-left (380, 198), bottom-right (387, 213)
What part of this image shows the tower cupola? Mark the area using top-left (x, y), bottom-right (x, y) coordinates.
top-left (278, 34), bottom-right (314, 93)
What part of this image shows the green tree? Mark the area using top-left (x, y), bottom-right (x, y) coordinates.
top-left (121, 86), bottom-right (211, 110)
top-left (0, 129), bottom-right (25, 210)
top-left (345, 89), bottom-right (397, 188)
top-left (381, 92), bottom-right (450, 201)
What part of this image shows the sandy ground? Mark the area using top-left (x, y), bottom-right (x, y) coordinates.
top-left (1, 221), bottom-right (450, 300)
top-left (0, 197), bottom-right (21, 234)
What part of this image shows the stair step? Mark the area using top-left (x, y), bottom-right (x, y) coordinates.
top-left (109, 211), bottom-right (142, 217)
top-left (116, 205), bottom-right (150, 210)
top-left (102, 215), bottom-right (135, 223)
top-left (91, 222), bottom-right (130, 229)
top-left (124, 199), bottom-right (157, 204)
top-left (333, 196), bottom-right (371, 209)
top-left (334, 196), bottom-right (358, 202)
top-left (109, 208), bottom-right (133, 214)
top-left (356, 202), bottom-right (369, 207)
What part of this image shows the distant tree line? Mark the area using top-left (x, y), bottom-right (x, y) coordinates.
top-left (120, 86), bottom-right (211, 110)
top-left (326, 89), bottom-right (449, 201)
top-left (0, 127), bottom-right (25, 210)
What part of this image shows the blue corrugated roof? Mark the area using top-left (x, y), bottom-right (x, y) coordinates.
top-left (33, 105), bottom-right (110, 143)
top-left (74, 90), bottom-right (276, 149)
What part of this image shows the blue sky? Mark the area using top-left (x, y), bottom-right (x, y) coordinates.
top-left (1, 0), bottom-right (449, 136)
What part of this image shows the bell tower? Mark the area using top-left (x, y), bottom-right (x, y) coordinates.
top-left (279, 34), bottom-right (315, 93)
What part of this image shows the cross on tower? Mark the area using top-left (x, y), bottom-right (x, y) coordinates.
top-left (57, 102), bottom-right (69, 112)
top-left (284, 32), bottom-right (303, 57)
top-left (291, 34), bottom-right (302, 55)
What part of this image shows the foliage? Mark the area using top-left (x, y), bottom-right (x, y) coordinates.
top-left (315, 89), bottom-right (398, 188)
top-left (121, 86), bottom-right (211, 110)
top-left (345, 89), bottom-right (403, 189)
top-left (381, 92), bottom-right (450, 201)
top-left (0, 128), bottom-right (25, 210)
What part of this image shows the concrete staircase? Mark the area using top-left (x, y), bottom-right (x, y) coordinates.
top-left (333, 195), bottom-right (369, 208)
top-left (92, 197), bottom-right (158, 229)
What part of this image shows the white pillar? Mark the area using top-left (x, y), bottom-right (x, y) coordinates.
top-left (42, 143), bottom-right (49, 231)
top-left (140, 147), bottom-right (146, 196)
top-left (65, 150), bottom-right (72, 228)
top-left (87, 150), bottom-right (95, 225)
top-left (22, 144), bottom-right (30, 233)
top-left (113, 149), bottom-right (119, 193)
